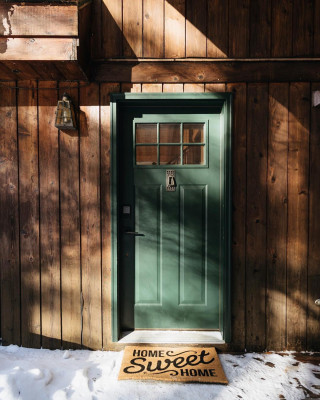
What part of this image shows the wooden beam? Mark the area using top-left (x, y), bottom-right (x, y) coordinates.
top-left (93, 60), bottom-right (320, 83)
top-left (0, 38), bottom-right (78, 61)
top-left (0, 5), bottom-right (78, 36)
top-left (0, 61), bottom-right (88, 81)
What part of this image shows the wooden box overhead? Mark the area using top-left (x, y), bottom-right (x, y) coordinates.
top-left (0, 1), bottom-right (91, 80)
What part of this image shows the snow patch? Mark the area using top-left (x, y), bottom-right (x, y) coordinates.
top-left (0, 346), bottom-right (318, 400)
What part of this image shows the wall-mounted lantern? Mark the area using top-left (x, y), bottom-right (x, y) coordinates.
top-left (55, 93), bottom-right (77, 130)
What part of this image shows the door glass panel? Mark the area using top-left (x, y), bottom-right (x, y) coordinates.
top-left (160, 146), bottom-right (181, 165)
top-left (136, 124), bottom-right (157, 143)
top-left (136, 146), bottom-right (158, 165)
top-left (183, 123), bottom-right (204, 143)
top-left (159, 123), bottom-right (180, 143)
top-left (183, 145), bottom-right (205, 165)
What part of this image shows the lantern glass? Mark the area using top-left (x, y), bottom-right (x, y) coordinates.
top-left (55, 93), bottom-right (77, 130)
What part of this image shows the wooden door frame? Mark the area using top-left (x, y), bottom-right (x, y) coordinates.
top-left (110, 93), bottom-right (232, 343)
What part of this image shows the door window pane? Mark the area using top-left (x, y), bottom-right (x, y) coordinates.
top-left (160, 146), bottom-right (181, 165)
top-left (183, 145), bottom-right (205, 165)
top-left (136, 146), bottom-right (157, 165)
top-left (183, 124), bottom-right (204, 143)
top-left (159, 123), bottom-right (180, 143)
top-left (136, 124), bottom-right (157, 143)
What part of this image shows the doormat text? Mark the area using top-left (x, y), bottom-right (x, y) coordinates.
top-left (118, 346), bottom-right (228, 384)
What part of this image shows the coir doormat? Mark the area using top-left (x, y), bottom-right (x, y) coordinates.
top-left (118, 346), bottom-right (228, 384)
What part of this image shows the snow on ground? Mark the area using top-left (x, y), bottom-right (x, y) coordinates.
top-left (0, 345), bottom-right (319, 400)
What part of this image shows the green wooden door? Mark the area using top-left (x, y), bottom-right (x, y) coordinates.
top-left (119, 110), bottom-right (224, 330)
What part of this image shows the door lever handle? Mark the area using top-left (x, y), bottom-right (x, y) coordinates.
top-left (125, 231), bottom-right (145, 237)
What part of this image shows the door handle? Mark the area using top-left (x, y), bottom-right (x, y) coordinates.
top-left (125, 231), bottom-right (145, 237)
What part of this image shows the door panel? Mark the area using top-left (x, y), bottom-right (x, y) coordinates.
top-left (135, 184), bottom-right (162, 304)
top-left (119, 110), bottom-right (223, 330)
top-left (179, 185), bottom-right (207, 305)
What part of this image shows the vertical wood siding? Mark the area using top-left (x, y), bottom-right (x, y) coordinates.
top-left (91, 0), bottom-right (319, 59)
top-left (0, 80), bottom-right (319, 351)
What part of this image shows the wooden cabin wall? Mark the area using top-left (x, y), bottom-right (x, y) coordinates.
top-left (0, 80), bottom-right (319, 352)
top-left (91, 0), bottom-right (320, 59)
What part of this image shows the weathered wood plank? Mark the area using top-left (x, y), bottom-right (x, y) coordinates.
top-left (78, 3), bottom-right (92, 79)
top-left (91, 0), bottom-right (102, 59)
top-left (246, 83), bottom-right (268, 351)
top-left (53, 61), bottom-right (89, 81)
top-left (183, 83), bottom-right (204, 92)
top-left (1, 39), bottom-right (77, 64)
top-left (226, 82), bottom-right (246, 351)
top-left (228, 0), bottom-right (249, 57)
top-left (0, 81), bottom-right (20, 346)
top-left (141, 83), bottom-right (162, 92)
top-left (205, 83), bottom-right (226, 92)
top-left (308, 82), bottom-right (320, 350)
top-left (0, 5), bottom-right (78, 36)
top-left (123, 0), bottom-right (142, 57)
top-left (143, 0), bottom-right (164, 57)
top-left (186, 0), bottom-right (206, 57)
top-left (4, 60), bottom-right (44, 80)
top-left (250, 0), bottom-right (271, 57)
top-left (165, 0), bottom-right (185, 58)
top-left (266, 83), bottom-right (288, 351)
top-left (29, 62), bottom-right (65, 81)
top-left (287, 82), bottom-right (310, 350)
top-left (102, 0), bottom-right (123, 57)
top-left (271, 0), bottom-right (293, 57)
top-left (163, 83), bottom-right (183, 92)
top-left (80, 83), bottom-right (102, 350)
top-left (292, 0), bottom-right (314, 56)
top-left (38, 81), bottom-right (61, 350)
top-left (0, 38), bottom-right (78, 61)
top-left (0, 61), bottom-right (88, 81)
top-left (0, 61), bottom-right (21, 79)
top-left (100, 82), bottom-right (120, 349)
top-left (59, 82), bottom-right (82, 349)
top-left (121, 83), bottom-right (142, 93)
top-left (93, 61), bottom-right (320, 83)
top-left (207, 0), bottom-right (228, 58)
top-left (18, 81), bottom-right (41, 348)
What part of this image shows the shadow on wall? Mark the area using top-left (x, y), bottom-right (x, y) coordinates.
top-left (96, 0), bottom-right (228, 59)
